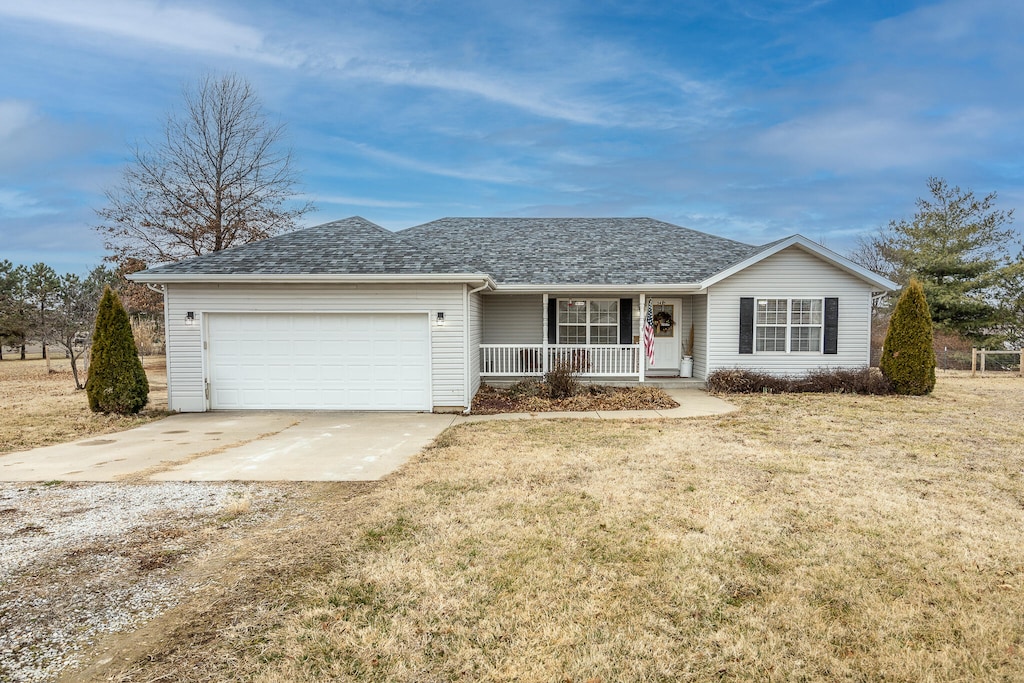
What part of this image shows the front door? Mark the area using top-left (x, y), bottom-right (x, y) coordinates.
top-left (646, 298), bottom-right (682, 375)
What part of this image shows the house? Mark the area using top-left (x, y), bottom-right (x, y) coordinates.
top-left (130, 217), bottom-right (897, 413)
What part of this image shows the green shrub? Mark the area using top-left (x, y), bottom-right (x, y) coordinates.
top-left (86, 286), bottom-right (149, 414)
top-left (706, 367), bottom-right (893, 395)
top-left (879, 278), bottom-right (936, 395)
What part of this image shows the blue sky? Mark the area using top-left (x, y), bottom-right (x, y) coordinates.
top-left (1, 0), bottom-right (1022, 275)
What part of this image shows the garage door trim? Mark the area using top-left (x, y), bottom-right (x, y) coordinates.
top-left (201, 310), bottom-right (433, 411)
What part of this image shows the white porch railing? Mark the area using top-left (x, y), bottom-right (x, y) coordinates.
top-left (480, 344), bottom-right (640, 377)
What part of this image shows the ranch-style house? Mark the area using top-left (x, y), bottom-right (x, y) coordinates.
top-left (131, 217), bottom-right (897, 413)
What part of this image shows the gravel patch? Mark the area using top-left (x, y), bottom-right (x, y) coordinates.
top-left (0, 481), bottom-right (292, 682)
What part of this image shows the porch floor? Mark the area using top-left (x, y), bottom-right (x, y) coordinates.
top-left (622, 377), bottom-right (705, 389)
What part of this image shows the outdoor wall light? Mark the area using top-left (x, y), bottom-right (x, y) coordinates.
top-left (185, 311), bottom-right (196, 326)
top-left (436, 311), bottom-right (445, 326)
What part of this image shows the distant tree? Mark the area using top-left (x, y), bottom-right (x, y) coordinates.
top-left (116, 257), bottom-right (165, 319)
top-left (25, 262), bottom-right (60, 366)
top-left (994, 253), bottom-right (1024, 348)
top-left (880, 279), bottom-right (936, 395)
top-left (0, 261), bottom-right (31, 360)
top-left (96, 73), bottom-right (313, 267)
top-left (86, 287), bottom-right (149, 414)
top-left (52, 267), bottom-right (118, 389)
top-left (854, 177), bottom-right (1019, 344)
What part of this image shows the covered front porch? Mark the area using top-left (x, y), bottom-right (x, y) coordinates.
top-left (478, 292), bottom-right (706, 382)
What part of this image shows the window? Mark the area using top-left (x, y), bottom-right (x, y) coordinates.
top-left (558, 299), bottom-right (619, 345)
top-left (755, 298), bottom-right (823, 352)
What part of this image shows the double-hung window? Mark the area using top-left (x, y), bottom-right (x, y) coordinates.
top-left (558, 299), bottom-right (618, 345)
top-left (756, 298), bottom-right (823, 352)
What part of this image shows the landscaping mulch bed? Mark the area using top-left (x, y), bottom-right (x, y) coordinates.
top-left (471, 383), bottom-right (679, 414)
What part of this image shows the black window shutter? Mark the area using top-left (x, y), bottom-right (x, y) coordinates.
top-left (823, 297), bottom-right (839, 354)
top-left (547, 298), bottom-right (558, 344)
top-left (739, 297), bottom-right (754, 354)
top-left (619, 298), bottom-right (632, 344)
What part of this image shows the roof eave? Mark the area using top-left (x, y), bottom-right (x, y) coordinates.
top-left (698, 235), bottom-right (899, 292)
top-left (128, 272), bottom-right (496, 287)
top-left (491, 283), bottom-right (704, 293)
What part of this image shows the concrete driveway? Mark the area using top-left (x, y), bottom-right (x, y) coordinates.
top-left (0, 412), bottom-right (457, 482)
top-left (1, 389), bottom-right (735, 482)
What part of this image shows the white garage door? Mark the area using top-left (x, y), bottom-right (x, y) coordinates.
top-left (206, 313), bottom-right (431, 411)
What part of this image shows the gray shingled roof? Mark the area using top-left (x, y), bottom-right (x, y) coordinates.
top-left (136, 216), bottom-right (481, 276)
top-left (137, 215), bottom-right (763, 285)
top-left (397, 217), bottom-right (759, 285)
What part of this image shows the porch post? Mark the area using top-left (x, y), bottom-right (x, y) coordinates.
top-left (542, 293), bottom-right (550, 375)
top-left (639, 293), bottom-right (646, 383)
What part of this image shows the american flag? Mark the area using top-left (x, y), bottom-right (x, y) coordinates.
top-left (643, 300), bottom-right (655, 364)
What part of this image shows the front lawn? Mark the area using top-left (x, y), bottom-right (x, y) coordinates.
top-left (84, 372), bottom-right (1024, 682)
top-left (0, 356), bottom-right (169, 454)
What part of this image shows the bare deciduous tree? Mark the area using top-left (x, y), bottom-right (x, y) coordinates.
top-left (51, 267), bottom-right (118, 389)
top-left (96, 73), bottom-right (313, 265)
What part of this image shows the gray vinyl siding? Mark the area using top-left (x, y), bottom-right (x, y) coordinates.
top-left (481, 294), bottom-right (543, 343)
top-left (164, 283), bottom-right (467, 412)
top-left (705, 246), bottom-right (873, 376)
top-left (483, 294), bottom-right (644, 345)
top-left (468, 289), bottom-right (484, 398)
top-left (691, 293), bottom-right (708, 379)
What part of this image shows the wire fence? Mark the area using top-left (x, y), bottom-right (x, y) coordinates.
top-left (870, 346), bottom-right (1022, 372)
top-left (971, 348), bottom-right (1024, 375)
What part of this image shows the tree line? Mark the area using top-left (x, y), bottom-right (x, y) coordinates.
top-left (0, 261), bottom-right (160, 387)
top-left (852, 177), bottom-right (1024, 355)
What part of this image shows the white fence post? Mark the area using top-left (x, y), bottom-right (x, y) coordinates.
top-left (639, 293), bottom-right (646, 384)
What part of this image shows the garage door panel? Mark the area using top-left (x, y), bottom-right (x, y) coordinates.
top-left (207, 313), bottom-right (430, 411)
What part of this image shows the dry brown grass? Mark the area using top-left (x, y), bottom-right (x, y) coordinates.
top-left (0, 356), bottom-right (169, 454)
top-left (76, 373), bottom-right (1024, 682)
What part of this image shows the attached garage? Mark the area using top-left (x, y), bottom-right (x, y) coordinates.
top-left (206, 312), bottom-right (431, 411)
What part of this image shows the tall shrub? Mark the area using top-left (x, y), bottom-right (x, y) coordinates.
top-left (880, 278), bottom-right (936, 395)
top-left (87, 286), bottom-right (149, 414)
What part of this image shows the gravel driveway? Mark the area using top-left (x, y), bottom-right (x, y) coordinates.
top-left (0, 481), bottom-right (293, 682)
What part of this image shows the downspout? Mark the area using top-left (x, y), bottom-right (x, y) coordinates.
top-left (704, 286), bottom-right (712, 379)
top-left (463, 282), bottom-right (492, 414)
top-left (146, 283), bottom-right (171, 412)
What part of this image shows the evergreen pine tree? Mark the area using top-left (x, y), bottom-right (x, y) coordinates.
top-left (855, 177), bottom-right (1017, 345)
top-left (880, 279), bottom-right (936, 395)
top-left (86, 286), bottom-right (149, 414)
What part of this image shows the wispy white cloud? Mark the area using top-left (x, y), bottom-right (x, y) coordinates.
top-left (0, 100), bottom-right (101, 174)
top-left (311, 194), bottom-right (422, 209)
top-left (0, 0), bottom-right (297, 66)
top-left (754, 101), bottom-right (1002, 171)
top-left (0, 0), bottom-right (726, 129)
top-left (338, 140), bottom-right (535, 185)
top-left (340, 61), bottom-right (611, 126)
top-left (0, 100), bottom-right (34, 139)
top-left (0, 188), bottom-right (60, 218)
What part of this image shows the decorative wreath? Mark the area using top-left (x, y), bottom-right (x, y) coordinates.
top-left (652, 310), bottom-right (675, 330)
